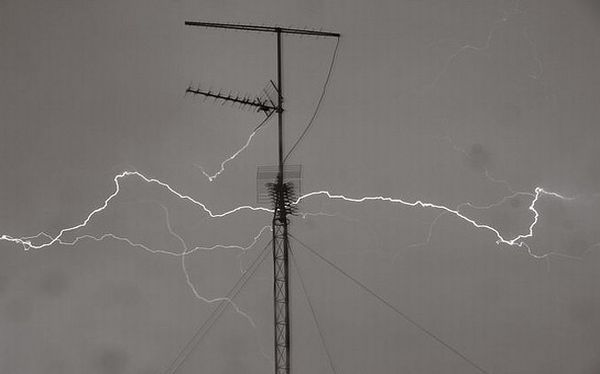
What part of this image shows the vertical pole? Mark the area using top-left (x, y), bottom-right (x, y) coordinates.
top-left (273, 27), bottom-right (291, 374)
top-left (277, 28), bottom-right (284, 176)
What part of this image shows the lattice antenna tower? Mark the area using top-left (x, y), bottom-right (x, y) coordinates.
top-left (184, 21), bottom-right (340, 374)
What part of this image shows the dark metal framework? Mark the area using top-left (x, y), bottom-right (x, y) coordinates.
top-left (185, 21), bottom-right (339, 374)
top-left (271, 178), bottom-right (293, 374)
top-left (257, 165), bottom-right (302, 205)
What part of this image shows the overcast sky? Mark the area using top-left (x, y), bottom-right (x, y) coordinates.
top-left (1, 0), bottom-right (600, 373)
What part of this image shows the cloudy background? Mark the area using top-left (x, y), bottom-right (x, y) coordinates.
top-left (1, 0), bottom-right (600, 373)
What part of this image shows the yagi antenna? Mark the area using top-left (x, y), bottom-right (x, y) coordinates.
top-left (186, 85), bottom-right (277, 116)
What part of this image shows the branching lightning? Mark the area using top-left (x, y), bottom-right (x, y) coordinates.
top-left (162, 203), bottom-right (273, 364)
top-left (421, 0), bottom-right (549, 94)
top-left (1, 4), bottom-right (595, 369)
top-left (296, 186), bottom-right (574, 261)
top-left (195, 127), bottom-right (263, 182)
top-left (0, 170), bottom-right (272, 252)
top-left (158, 203), bottom-right (255, 318)
top-left (195, 130), bottom-right (258, 182)
top-left (392, 211), bottom-right (448, 265)
top-left (0, 165), bottom-right (587, 269)
top-left (436, 135), bottom-right (588, 263)
top-left (194, 110), bottom-right (275, 182)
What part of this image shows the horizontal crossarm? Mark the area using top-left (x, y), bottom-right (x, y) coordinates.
top-left (185, 21), bottom-right (340, 38)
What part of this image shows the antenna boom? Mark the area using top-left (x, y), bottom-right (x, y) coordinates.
top-left (185, 21), bottom-right (340, 38)
top-left (186, 87), bottom-right (277, 114)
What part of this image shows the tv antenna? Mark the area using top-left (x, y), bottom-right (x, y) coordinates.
top-left (184, 20), bottom-right (340, 374)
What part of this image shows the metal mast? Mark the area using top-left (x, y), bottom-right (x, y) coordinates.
top-left (272, 27), bottom-right (292, 374)
top-left (184, 21), bottom-right (340, 374)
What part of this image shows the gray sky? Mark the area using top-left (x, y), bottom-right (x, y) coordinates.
top-left (1, 0), bottom-right (600, 373)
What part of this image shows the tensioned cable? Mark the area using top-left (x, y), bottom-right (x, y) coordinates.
top-left (283, 37), bottom-right (341, 163)
top-left (290, 247), bottom-right (338, 374)
top-left (162, 240), bottom-right (272, 374)
top-left (290, 234), bottom-right (490, 374)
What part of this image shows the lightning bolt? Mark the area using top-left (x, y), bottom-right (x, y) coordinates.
top-left (296, 186), bottom-right (574, 261)
top-left (194, 112), bottom-right (274, 182)
top-left (392, 211), bottom-right (448, 265)
top-left (1, 167), bottom-right (584, 265)
top-left (421, 0), bottom-right (549, 95)
top-left (194, 128), bottom-right (261, 182)
top-left (441, 132), bottom-right (594, 263)
top-left (0, 170), bottom-right (272, 252)
top-left (422, 6), bottom-right (517, 93)
top-left (440, 134), bottom-right (518, 195)
top-left (160, 202), bottom-right (254, 326)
